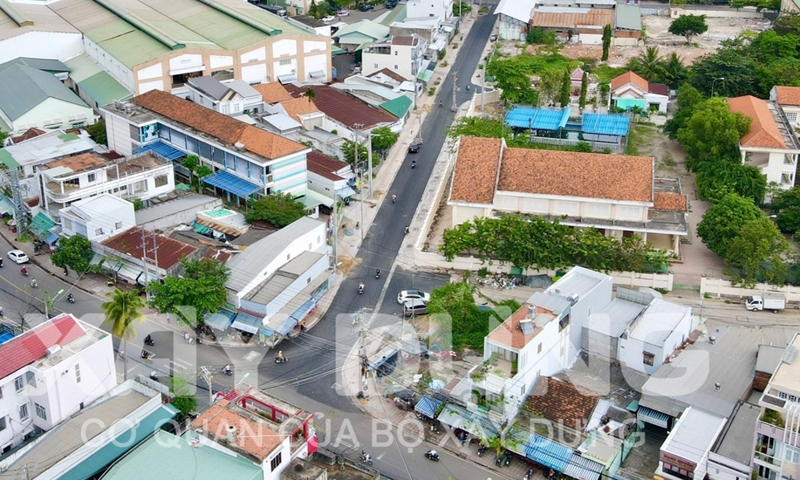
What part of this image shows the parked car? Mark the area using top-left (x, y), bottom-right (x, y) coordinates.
top-left (360, 4), bottom-right (374, 10)
top-left (489, 33), bottom-right (498, 42)
top-left (397, 289), bottom-right (430, 304)
top-left (322, 15), bottom-right (335, 23)
top-left (336, 8), bottom-right (350, 16)
top-left (7, 250), bottom-right (29, 264)
top-left (408, 142), bottom-right (420, 153)
top-left (385, 0), bottom-right (398, 7)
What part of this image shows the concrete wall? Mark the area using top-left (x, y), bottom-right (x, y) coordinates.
top-left (670, 6), bottom-right (763, 18)
top-left (104, 111), bottom-right (135, 156)
top-left (581, 327), bottom-right (618, 361)
top-left (700, 276), bottom-right (800, 303)
top-left (135, 196), bottom-right (222, 231)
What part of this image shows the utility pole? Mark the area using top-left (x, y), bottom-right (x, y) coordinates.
top-left (367, 132), bottom-right (373, 197)
top-left (141, 229), bottom-right (160, 301)
top-left (200, 366), bottom-right (213, 406)
top-left (452, 74), bottom-right (458, 111)
top-left (352, 307), bottom-right (369, 393)
top-left (353, 123), bottom-right (365, 241)
top-left (332, 194), bottom-right (338, 274)
top-left (10, 166), bottom-right (28, 237)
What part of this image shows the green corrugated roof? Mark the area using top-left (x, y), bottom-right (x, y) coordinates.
top-left (0, 57), bottom-right (70, 75)
top-left (30, 212), bottom-right (56, 238)
top-left (380, 95), bottom-right (412, 118)
top-left (59, 405), bottom-right (179, 480)
top-left (0, 64), bottom-right (88, 121)
top-left (0, 149), bottom-right (20, 169)
top-left (615, 4), bottom-right (642, 31)
top-left (417, 68), bottom-right (434, 82)
top-left (104, 430), bottom-right (263, 480)
top-left (78, 71), bottom-right (132, 106)
top-left (378, 4), bottom-right (407, 26)
top-left (58, 133), bottom-right (80, 142)
top-left (65, 54), bottom-right (104, 83)
top-left (336, 20), bottom-right (390, 41)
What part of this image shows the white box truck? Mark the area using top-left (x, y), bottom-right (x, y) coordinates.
top-left (745, 293), bottom-right (786, 312)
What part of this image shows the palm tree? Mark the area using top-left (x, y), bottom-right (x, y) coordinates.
top-left (629, 46), bottom-right (664, 81)
top-left (660, 52), bottom-right (688, 90)
top-left (102, 288), bottom-right (146, 341)
top-left (303, 87), bottom-right (316, 104)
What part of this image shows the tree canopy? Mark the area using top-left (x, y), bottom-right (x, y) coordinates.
top-left (601, 24), bottom-right (612, 61)
top-left (51, 235), bottom-right (95, 273)
top-left (695, 160), bottom-right (767, 205)
top-left (668, 15), bottom-right (708, 43)
top-left (245, 193), bottom-right (306, 228)
top-left (663, 84), bottom-right (705, 139)
top-left (147, 258), bottom-right (229, 325)
top-left (697, 193), bottom-right (764, 260)
top-left (370, 126), bottom-right (399, 158)
top-left (170, 375), bottom-right (198, 417)
top-left (527, 26), bottom-right (557, 45)
top-left (771, 187), bottom-right (800, 234)
top-left (676, 97), bottom-right (751, 170)
top-left (626, 47), bottom-right (688, 89)
top-left (342, 140), bottom-right (369, 166)
top-left (558, 68), bottom-right (571, 107)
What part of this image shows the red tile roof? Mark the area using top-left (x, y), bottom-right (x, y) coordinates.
top-left (252, 82), bottom-right (294, 104)
top-left (774, 86), bottom-right (800, 106)
top-left (727, 95), bottom-right (786, 149)
top-left (367, 68), bottom-right (408, 83)
top-left (193, 400), bottom-right (282, 461)
top-left (131, 90), bottom-right (307, 161)
top-left (10, 128), bottom-right (45, 144)
top-left (449, 136), bottom-right (503, 204)
top-left (307, 151), bottom-right (349, 181)
top-left (284, 84), bottom-right (397, 129)
top-left (611, 71), bottom-right (649, 92)
top-left (648, 83), bottom-right (669, 97)
top-left (0, 314), bottom-right (85, 379)
top-left (498, 147), bottom-right (653, 203)
top-left (45, 152), bottom-right (106, 173)
top-left (527, 377), bottom-right (600, 424)
top-left (654, 192), bottom-right (687, 212)
top-left (102, 227), bottom-right (197, 270)
top-left (280, 96), bottom-right (321, 124)
top-left (487, 304), bottom-right (544, 349)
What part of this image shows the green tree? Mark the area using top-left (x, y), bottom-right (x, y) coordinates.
top-left (452, 1), bottom-right (471, 16)
top-left (0, 129), bottom-right (9, 145)
top-left (669, 15), bottom-right (708, 43)
top-left (558, 68), bottom-right (571, 107)
top-left (183, 154), bottom-right (199, 188)
top-left (730, 0), bottom-right (780, 10)
top-left (773, 12), bottom-right (800, 36)
top-left (726, 215), bottom-right (789, 285)
top-left (676, 97), bottom-right (751, 170)
top-left (449, 116), bottom-right (506, 139)
top-left (370, 126), bottom-right (399, 159)
top-left (601, 24), bottom-right (612, 61)
top-left (695, 160), bottom-right (767, 205)
top-left (170, 375), bottom-right (198, 417)
top-left (86, 121), bottom-right (107, 146)
top-left (51, 235), bottom-right (95, 273)
top-left (526, 26), bottom-right (557, 45)
top-left (102, 288), bottom-right (146, 341)
top-left (689, 37), bottom-right (756, 97)
top-left (486, 57), bottom-right (538, 104)
top-left (628, 46), bottom-right (664, 81)
top-left (660, 52), bottom-right (688, 89)
top-left (244, 193), bottom-right (306, 228)
top-left (342, 140), bottom-right (369, 166)
top-left (697, 193), bottom-right (763, 259)
top-left (309, 0), bottom-right (319, 17)
top-left (578, 71), bottom-right (588, 109)
top-left (771, 187), bottom-right (800, 234)
top-left (663, 84), bottom-right (704, 138)
top-left (303, 87), bottom-right (316, 104)
top-left (147, 258), bottom-right (229, 325)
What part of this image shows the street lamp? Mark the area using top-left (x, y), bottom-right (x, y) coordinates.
top-left (44, 288), bottom-right (64, 319)
top-left (711, 77), bottom-right (725, 97)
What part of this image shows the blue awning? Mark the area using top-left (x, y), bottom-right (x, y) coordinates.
top-left (336, 186), bottom-right (357, 199)
top-left (275, 317), bottom-right (298, 336)
top-left (134, 141), bottom-right (186, 161)
top-left (637, 406), bottom-right (670, 428)
top-left (45, 232), bottom-right (60, 245)
top-left (231, 311), bottom-right (263, 334)
top-left (0, 196), bottom-right (13, 215)
top-left (415, 395), bottom-right (442, 419)
top-left (563, 453), bottom-right (604, 480)
top-left (436, 403), bottom-right (499, 439)
top-left (525, 434), bottom-right (573, 472)
top-left (206, 311), bottom-right (234, 331)
top-left (203, 171), bottom-right (260, 198)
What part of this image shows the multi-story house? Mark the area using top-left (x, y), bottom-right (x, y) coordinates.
top-left (59, 194), bottom-right (136, 242)
top-left (0, 314), bottom-right (117, 454)
top-left (754, 332), bottom-right (800, 480)
top-left (362, 35), bottom-right (428, 82)
top-left (192, 386), bottom-right (316, 480)
top-left (226, 217), bottom-right (332, 346)
top-left (407, 0), bottom-right (454, 24)
top-left (36, 151), bottom-right (174, 214)
top-left (448, 136), bottom-right (689, 254)
top-left (101, 89), bottom-right (311, 201)
top-left (728, 95), bottom-right (800, 192)
top-left (186, 77), bottom-right (264, 115)
top-left (770, 86), bottom-right (800, 129)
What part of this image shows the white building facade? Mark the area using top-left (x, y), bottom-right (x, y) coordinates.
top-left (617, 299), bottom-right (693, 375)
top-left (361, 35), bottom-right (427, 81)
top-left (407, 0), bottom-right (454, 24)
top-left (59, 194), bottom-right (136, 242)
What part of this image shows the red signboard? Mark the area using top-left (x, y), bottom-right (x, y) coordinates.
top-left (660, 452), bottom-right (696, 472)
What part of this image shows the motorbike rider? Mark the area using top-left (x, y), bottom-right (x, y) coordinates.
top-left (439, 100), bottom-right (443, 107)
top-left (358, 282), bottom-right (365, 293)
top-left (275, 351), bottom-right (286, 362)
top-left (376, 268), bottom-right (381, 278)
top-left (223, 364), bottom-right (232, 375)
top-left (392, 194), bottom-right (396, 203)
top-left (21, 266), bottom-right (27, 275)
top-left (30, 279), bottom-right (37, 288)
top-left (67, 293), bottom-right (74, 302)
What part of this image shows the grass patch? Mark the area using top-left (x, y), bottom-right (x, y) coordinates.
top-left (592, 64), bottom-right (627, 84)
top-left (626, 125), bottom-right (648, 156)
top-left (662, 154), bottom-right (677, 168)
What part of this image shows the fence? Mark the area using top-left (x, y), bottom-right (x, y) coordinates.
top-left (700, 276), bottom-right (800, 302)
top-left (670, 6), bottom-right (764, 18)
top-left (525, 135), bottom-right (622, 152)
top-left (640, 7), bottom-right (668, 15)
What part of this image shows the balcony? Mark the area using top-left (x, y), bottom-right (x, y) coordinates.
top-left (754, 449), bottom-right (782, 468)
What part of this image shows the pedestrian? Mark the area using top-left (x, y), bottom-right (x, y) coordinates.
top-left (166, 311), bottom-right (171, 323)
top-left (64, 266), bottom-right (68, 276)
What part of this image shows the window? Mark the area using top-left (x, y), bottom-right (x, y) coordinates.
top-left (279, 59), bottom-right (292, 66)
top-left (87, 173), bottom-right (96, 182)
top-left (63, 218), bottom-right (73, 230)
top-left (0, 417), bottom-right (5, 432)
top-left (95, 228), bottom-right (104, 236)
top-left (0, 386), bottom-right (2, 399)
top-left (154, 175), bottom-right (169, 188)
top-left (374, 63), bottom-right (379, 68)
top-left (270, 452), bottom-right (282, 471)
top-left (394, 65), bottom-right (398, 69)
top-left (537, 343), bottom-right (542, 354)
top-left (786, 112), bottom-right (797, 123)
top-left (35, 403), bottom-right (47, 421)
top-left (14, 376), bottom-right (23, 391)
top-left (115, 222), bottom-right (122, 229)
top-left (75, 364), bottom-right (81, 383)
top-left (786, 445), bottom-right (800, 464)
top-left (19, 403), bottom-right (28, 420)
top-left (643, 352), bottom-right (655, 366)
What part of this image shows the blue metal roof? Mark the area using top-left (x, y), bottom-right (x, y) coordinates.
top-left (275, 317), bottom-right (298, 336)
top-left (415, 395), bottom-right (442, 419)
top-left (203, 171), bottom-right (260, 198)
top-left (524, 434), bottom-right (573, 472)
top-left (505, 106), bottom-right (571, 130)
top-left (563, 452), bottom-right (604, 480)
top-left (133, 141), bottom-right (186, 161)
top-left (580, 113), bottom-right (631, 137)
top-left (206, 312), bottom-right (234, 331)
top-left (231, 311), bottom-right (263, 334)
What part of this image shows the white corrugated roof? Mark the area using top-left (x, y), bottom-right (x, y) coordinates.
top-left (496, 0), bottom-right (537, 22)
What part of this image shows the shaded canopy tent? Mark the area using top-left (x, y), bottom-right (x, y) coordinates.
top-left (133, 141), bottom-right (186, 161)
top-left (202, 170), bottom-right (260, 203)
top-left (504, 106), bottom-right (631, 150)
top-left (505, 106), bottom-right (571, 132)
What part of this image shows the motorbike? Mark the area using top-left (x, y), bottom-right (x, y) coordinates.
top-left (275, 355), bottom-right (288, 364)
top-left (144, 335), bottom-right (155, 347)
top-left (141, 350), bottom-right (154, 361)
top-left (404, 226), bottom-right (409, 234)
top-left (392, 195), bottom-right (396, 203)
top-left (29, 279), bottom-right (38, 288)
top-left (0, 307), bottom-right (4, 318)
top-left (222, 365), bottom-right (233, 376)
top-left (360, 451), bottom-right (373, 466)
top-left (375, 269), bottom-right (381, 279)
top-left (0, 258), bottom-right (4, 267)
top-left (67, 293), bottom-right (75, 304)
top-left (411, 160), bottom-right (416, 169)
top-left (524, 468), bottom-right (534, 480)
top-left (149, 371), bottom-right (158, 381)
top-left (21, 267), bottom-right (28, 276)
top-left (424, 450), bottom-right (440, 462)
top-left (477, 444), bottom-right (487, 457)
top-left (358, 283), bottom-right (364, 295)
top-left (439, 100), bottom-right (443, 107)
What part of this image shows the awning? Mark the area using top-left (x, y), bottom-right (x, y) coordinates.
top-left (335, 186), bottom-right (357, 199)
top-left (205, 311), bottom-right (234, 331)
top-left (278, 74), bottom-right (298, 84)
top-left (308, 70), bottom-right (325, 78)
top-left (430, 39), bottom-right (446, 51)
top-left (193, 222), bottom-right (212, 235)
top-left (563, 453), bottom-right (604, 480)
top-left (202, 171), bottom-right (260, 198)
top-left (0, 196), bottom-right (14, 215)
top-left (275, 317), bottom-right (298, 336)
top-left (416, 68), bottom-right (434, 83)
top-left (133, 141), bottom-right (186, 161)
top-left (231, 311), bottom-right (263, 334)
top-left (415, 395), bottom-right (442, 419)
top-left (30, 212), bottom-right (56, 239)
top-left (45, 232), bottom-right (59, 245)
top-left (637, 406), bottom-right (670, 428)
top-left (525, 434), bottom-right (572, 472)
top-left (436, 403), bottom-right (499, 439)
top-left (300, 190), bottom-right (334, 208)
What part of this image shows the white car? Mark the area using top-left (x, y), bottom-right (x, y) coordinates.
top-left (7, 250), bottom-right (29, 264)
top-left (322, 15), bottom-right (335, 23)
top-left (397, 290), bottom-right (431, 304)
top-left (336, 8), bottom-right (350, 16)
